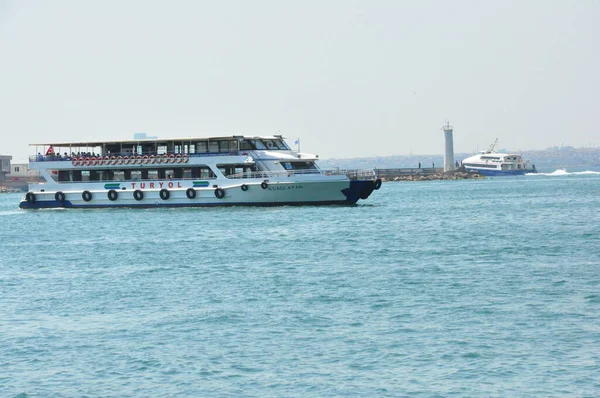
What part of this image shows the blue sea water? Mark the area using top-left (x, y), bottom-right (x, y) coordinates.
top-left (1, 173), bottom-right (599, 397)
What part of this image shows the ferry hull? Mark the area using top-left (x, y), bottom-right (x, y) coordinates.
top-left (19, 180), bottom-right (379, 209)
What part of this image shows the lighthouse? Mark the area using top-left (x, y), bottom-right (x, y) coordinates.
top-left (442, 121), bottom-right (455, 172)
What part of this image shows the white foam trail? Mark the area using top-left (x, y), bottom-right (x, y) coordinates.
top-left (530, 169), bottom-right (600, 176)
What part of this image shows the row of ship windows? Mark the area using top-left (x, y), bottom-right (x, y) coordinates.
top-left (463, 163), bottom-right (498, 169)
top-left (51, 165), bottom-right (259, 182)
top-left (465, 163), bottom-right (524, 170)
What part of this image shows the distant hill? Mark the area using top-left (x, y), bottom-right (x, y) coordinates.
top-left (321, 147), bottom-right (600, 173)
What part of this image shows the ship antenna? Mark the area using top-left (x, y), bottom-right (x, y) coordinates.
top-left (488, 138), bottom-right (498, 153)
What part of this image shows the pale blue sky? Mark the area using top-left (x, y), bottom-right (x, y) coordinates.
top-left (1, 0), bottom-right (598, 162)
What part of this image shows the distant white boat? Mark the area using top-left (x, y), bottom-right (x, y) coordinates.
top-left (462, 139), bottom-right (537, 176)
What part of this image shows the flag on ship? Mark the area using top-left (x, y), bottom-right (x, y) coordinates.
top-left (46, 146), bottom-right (54, 155)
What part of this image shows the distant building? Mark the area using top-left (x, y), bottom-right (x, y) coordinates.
top-left (0, 155), bottom-right (12, 182)
top-left (8, 163), bottom-right (41, 179)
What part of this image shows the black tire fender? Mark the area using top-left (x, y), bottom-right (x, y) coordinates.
top-left (186, 188), bottom-right (196, 199)
top-left (261, 181), bottom-right (268, 190)
top-left (134, 190), bottom-right (144, 201)
top-left (108, 189), bottom-right (118, 201)
top-left (214, 188), bottom-right (225, 199)
top-left (25, 192), bottom-right (36, 203)
top-left (160, 189), bottom-right (170, 200)
top-left (241, 184), bottom-right (248, 191)
top-left (82, 191), bottom-right (93, 202)
top-left (55, 191), bottom-right (66, 202)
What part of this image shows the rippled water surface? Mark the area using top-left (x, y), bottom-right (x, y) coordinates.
top-left (1, 174), bottom-right (599, 397)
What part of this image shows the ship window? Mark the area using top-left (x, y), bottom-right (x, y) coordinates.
top-left (196, 142), bottom-right (208, 152)
top-left (261, 139), bottom-right (284, 149)
top-left (130, 170), bottom-right (142, 180)
top-left (218, 140), bottom-right (237, 153)
top-left (275, 139), bottom-right (290, 149)
top-left (264, 140), bottom-right (275, 149)
top-left (218, 164), bottom-right (249, 177)
top-left (253, 140), bottom-right (267, 150)
top-left (187, 165), bottom-right (216, 179)
top-left (280, 161), bottom-right (317, 170)
top-left (208, 141), bottom-right (219, 152)
top-left (240, 140), bottom-right (256, 150)
top-left (157, 145), bottom-right (167, 155)
top-left (219, 141), bottom-right (229, 152)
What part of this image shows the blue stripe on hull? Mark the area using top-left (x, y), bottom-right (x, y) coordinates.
top-left (19, 199), bottom-right (358, 209)
top-left (466, 168), bottom-right (533, 176)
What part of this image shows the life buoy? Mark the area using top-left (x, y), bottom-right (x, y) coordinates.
top-left (261, 181), bottom-right (268, 190)
top-left (91, 157), bottom-right (98, 166)
top-left (71, 158), bottom-right (78, 166)
top-left (168, 154), bottom-right (175, 163)
top-left (142, 155), bottom-right (149, 164)
top-left (136, 155), bottom-right (143, 164)
top-left (117, 156), bottom-right (123, 165)
top-left (149, 155), bottom-right (156, 164)
top-left (162, 154), bottom-right (169, 164)
top-left (155, 155), bottom-right (163, 164)
top-left (214, 188), bottom-right (225, 199)
top-left (103, 156), bottom-right (110, 165)
top-left (182, 154), bottom-right (189, 163)
top-left (175, 154), bottom-right (182, 163)
top-left (78, 157), bottom-right (85, 166)
top-left (373, 179), bottom-right (382, 190)
top-left (110, 156), bottom-right (117, 165)
top-left (160, 188), bottom-right (170, 200)
top-left (108, 189), bottom-right (118, 201)
top-left (25, 191), bottom-right (36, 203)
top-left (134, 190), bottom-right (144, 201)
top-left (186, 188), bottom-right (196, 199)
top-left (241, 184), bottom-right (248, 191)
top-left (55, 191), bottom-right (65, 202)
top-left (82, 190), bottom-right (92, 202)
top-left (121, 156), bottom-right (129, 165)
top-left (85, 157), bottom-right (92, 166)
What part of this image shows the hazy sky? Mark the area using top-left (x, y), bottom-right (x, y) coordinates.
top-left (1, 0), bottom-right (598, 162)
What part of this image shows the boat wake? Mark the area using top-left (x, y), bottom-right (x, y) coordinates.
top-left (528, 169), bottom-right (600, 176)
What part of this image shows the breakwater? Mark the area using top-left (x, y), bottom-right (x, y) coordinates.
top-left (375, 168), bottom-right (484, 182)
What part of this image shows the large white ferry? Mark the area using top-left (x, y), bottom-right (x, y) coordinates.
top-left (19, 135), bottom-right (381, 209)
top-left (461, 139), bottom-right (537, 176)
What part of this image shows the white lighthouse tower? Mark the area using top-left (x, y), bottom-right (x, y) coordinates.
top-left (442, 121), bottom-right (455, 172)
